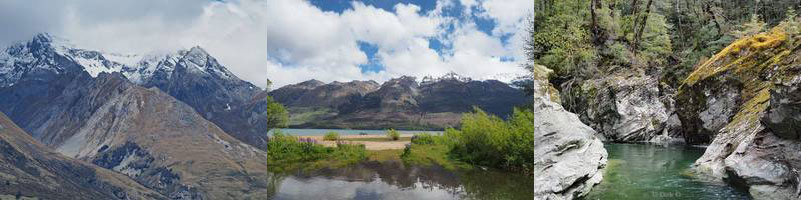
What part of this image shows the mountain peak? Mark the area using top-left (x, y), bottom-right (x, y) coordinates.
top-left (29, 32), bottom-right (73, 48)
top-left (185, 46), bottom-right (210, 58)
top-left (32, 32), bottom-right (53, 43)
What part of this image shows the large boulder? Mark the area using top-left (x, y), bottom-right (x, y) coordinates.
top-left (678, 27), bottom-right (801, 199)
top-left (562, 74), bottom-right (670, 142)
top-left (534, 66), bottom-right (607, 199)
top-left (534, 96), bottom-right (607, 200)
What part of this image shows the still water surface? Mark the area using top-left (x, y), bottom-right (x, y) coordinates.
top-left (584, 143), bottom-right (750, 199)
top-left (269, 161), bottom-right (533, 200)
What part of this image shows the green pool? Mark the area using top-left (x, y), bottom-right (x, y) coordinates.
top-left (583, 143), bottom-right (751, 199)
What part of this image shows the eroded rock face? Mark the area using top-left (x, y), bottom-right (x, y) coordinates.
top-left (0, 112), bottom-right (165, 200)
top-left (563, 75), bottom-right (669, 142)
top-left (678, 28), bottom-right (801, 199)
top-left (0, 72), bottom-right (273, 199)
top-left (764, 75), bottom-right (801, 140)
top-left (534, 97), bottom-right (607, 199)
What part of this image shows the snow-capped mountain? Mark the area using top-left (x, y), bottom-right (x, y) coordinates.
top-left (0, 33), bottom-right (246, 88)
top-left (0, 33), bottom-right (266, 149)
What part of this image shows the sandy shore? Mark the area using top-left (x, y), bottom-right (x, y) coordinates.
top-left (298, 134), bottom-right (413, 150)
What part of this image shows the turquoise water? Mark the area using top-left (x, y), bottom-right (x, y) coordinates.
top-left (268, 128), bottom-right (442, 136)
top-left (584, 143), bottom-right (750, 199)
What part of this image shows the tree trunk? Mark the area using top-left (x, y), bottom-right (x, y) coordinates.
top-left (633, 0), bottom-right (653, 54)
top-left (590, 0), bottom-right (601, 45)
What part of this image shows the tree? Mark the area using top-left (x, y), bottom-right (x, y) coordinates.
top-left (266, 95), bottom-right (288, 132)
top-left (264, 78), bottom-right (287, 134)
top-left (731, 14), bottom-right (767, 38)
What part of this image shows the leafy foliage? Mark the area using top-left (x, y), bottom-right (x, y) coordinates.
top-left (402, 108), bottom-right (534, 174)
top-left (533, 0), bottom-right (801, 89)
top-left (265, 96), bottom-right (288, 131)
top-left (732, 14), bottom-right (768, 38)
top-left (385, 129), bottom-right (400, 141)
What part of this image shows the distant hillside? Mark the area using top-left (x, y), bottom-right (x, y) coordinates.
top-left (270, 73), bottom-right (530, 130)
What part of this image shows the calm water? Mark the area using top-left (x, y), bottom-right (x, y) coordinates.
top-left (584, 143), bottom-right (750, 200)
top-left (268, 128), bottom-right (442, 136)
top-left (268, 161), bottom-right (533, 200)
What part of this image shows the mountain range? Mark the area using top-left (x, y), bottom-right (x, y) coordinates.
top-left (0, 33), bottom-right (528, 199)
top-left (271, 74), bottom-right (529, 129)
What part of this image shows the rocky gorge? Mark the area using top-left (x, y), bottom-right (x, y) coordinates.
top-left (536, 24), bottom-right (801, 199)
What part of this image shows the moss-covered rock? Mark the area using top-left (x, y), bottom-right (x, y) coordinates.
top-left (677, 28), bottom-right (791, 144)
top-left (533, 64), bottom-right (562, 104)
top-left (677, 26), bottom-right (801, 199)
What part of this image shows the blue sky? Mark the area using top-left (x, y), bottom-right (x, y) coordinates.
top-left (309, 0), bottom-right (503, 73)
top-left (0, 0), bottom-right (533, 87)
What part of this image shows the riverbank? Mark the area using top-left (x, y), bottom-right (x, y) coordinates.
top-left (297, 134), bottom-right (413, 150)
top-left (266, 132), bottom-right (469, 173)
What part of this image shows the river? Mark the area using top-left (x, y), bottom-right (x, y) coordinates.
top-left (583, 143), bottom-right (750, 199)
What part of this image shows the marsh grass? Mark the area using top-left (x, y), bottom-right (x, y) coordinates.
top-left (267, 131), bottom-right (367, 173)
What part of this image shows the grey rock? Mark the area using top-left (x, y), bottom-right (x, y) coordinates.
top-left (564, 75), bottom-right (669, 142)
top-left (764, 75), bottom-right (801, 140)
top-left (678, 31), bottom-right (801, 199)
top-left (534, 95), bottom-right (607, 200)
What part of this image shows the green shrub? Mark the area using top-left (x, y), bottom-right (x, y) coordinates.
top-left (386, 129), bottom-right (400, 141)
top-left (267, 130), bottom-right (367, 172)
top-left (323, 132), bottom-right (339, 141)
top-left (442, 108), bottom-right (534, 174)
top-left (411, 133), bottom-right (446, 145)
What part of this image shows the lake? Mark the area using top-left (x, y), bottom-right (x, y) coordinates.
top-left (268, 161), bottom-right (533, 200)
top-left (584, 143), bottom-right (750, 199)
top-left (268, 128), bottom-right (443, 136)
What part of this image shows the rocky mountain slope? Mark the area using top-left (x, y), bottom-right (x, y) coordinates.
top-left (0, 40), bottom-right (274, 199)
top-left (0, 111), bottom-right (165, 200)
top-left (676, 26), bottom-right (801, 199)
top-left (271, 74), bottom-right (530, 129)
top-left (1, 71), bottom-right (273, 199)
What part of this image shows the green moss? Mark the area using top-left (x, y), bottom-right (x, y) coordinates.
top-left (677, 26), bottom-right (800, 143)
top-left (682, 29), bottom-right (788, 86)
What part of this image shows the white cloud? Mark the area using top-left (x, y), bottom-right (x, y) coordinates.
top-left (0, 0), bottom-right (532, 88)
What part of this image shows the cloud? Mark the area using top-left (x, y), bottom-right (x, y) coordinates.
top-left (0, 0), bottom-right (532, 88)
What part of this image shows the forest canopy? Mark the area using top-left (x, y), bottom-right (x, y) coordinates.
top-left (532, 0), bottom-right (801, 88)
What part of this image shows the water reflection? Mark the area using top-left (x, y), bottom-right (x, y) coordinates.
top-left (268, 161), bottom-right (533, 200)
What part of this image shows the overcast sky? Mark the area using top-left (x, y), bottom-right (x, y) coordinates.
top-left (0, 0), bottom-right (532, 88)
